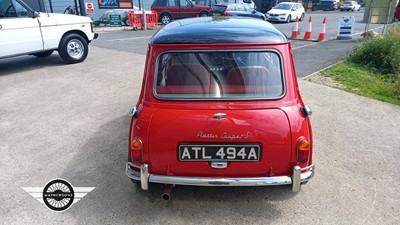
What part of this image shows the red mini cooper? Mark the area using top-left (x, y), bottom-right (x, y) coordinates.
top-left (126, 17), bottom-right (314, 200)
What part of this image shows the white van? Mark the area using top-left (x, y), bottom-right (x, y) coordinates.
top-left (0, 0), bottom-right (98, 63)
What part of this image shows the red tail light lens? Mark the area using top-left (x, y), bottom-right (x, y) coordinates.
top-left (297, 138), bottom-right (310, 163)
top-left (130, 138), bottom-right (143, 162)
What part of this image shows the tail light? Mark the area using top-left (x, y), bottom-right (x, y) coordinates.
top-left (130, 137), bottom-right (143, 162)
top-left (297, 137), bottom-right (311, 163)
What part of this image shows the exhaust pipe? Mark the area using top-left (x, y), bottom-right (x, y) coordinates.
top-left (161, 184), bottom-right (173, 201)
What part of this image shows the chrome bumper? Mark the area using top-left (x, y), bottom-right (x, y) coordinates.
top-left (126, 162), bottom-right (314, 192)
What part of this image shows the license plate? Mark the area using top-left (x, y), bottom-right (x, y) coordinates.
top-left (179, 145), bottom-right (260, 161)
top-left (213, 13), bottom-right (221, 16)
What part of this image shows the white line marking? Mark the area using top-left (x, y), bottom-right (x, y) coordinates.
top-left (292, 42), bottom-right (320, 50)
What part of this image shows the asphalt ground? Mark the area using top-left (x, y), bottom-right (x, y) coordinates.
top-left (293, 38), bottom-right (359, 77)
top-left (1, 39), bottom-right (400, 224)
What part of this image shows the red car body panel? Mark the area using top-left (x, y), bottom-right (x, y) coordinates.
top-left (148, 108), bottom-right (292, 176)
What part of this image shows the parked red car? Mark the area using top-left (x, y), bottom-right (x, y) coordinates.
top-left (151, 0), bottom-right (210, 25)
top-left (395, 1), bottom-right (400, 20)
top-left (126, 17), bottom-right (314, 200)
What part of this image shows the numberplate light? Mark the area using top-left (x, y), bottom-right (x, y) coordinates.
top-left (297, 138), bottom-right (310, 163)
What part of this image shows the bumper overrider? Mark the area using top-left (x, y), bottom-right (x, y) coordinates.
top-left (126, 162), bottom-right (314, 192)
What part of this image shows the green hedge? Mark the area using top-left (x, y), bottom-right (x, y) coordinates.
top-left (349, 28), bottom-right (400, 76)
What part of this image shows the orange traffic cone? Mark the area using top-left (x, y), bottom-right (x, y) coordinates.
top-left (317, 17), bottom-right (327, 42)
top-left (303, 16), bottom-right (312, 40)
top-left (291, 17), bottom-right (299, 39)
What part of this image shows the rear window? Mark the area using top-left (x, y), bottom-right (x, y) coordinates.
top-left (154, 51), bottom-right (285, 100)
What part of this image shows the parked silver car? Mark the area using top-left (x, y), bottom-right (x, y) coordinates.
top-left (340, 1), bottom-right (361, 11)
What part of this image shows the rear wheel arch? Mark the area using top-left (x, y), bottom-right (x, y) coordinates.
top-left (60, 30), bottom-right (90, 44)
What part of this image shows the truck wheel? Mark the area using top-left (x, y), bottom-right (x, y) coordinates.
top-left (32, 50), bottom-right (54, 58)
top-left (58, 33), bottom-right (88, 64)
top-left (160, 13), bottom-right (172, 25)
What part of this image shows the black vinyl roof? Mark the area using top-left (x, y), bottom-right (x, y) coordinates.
top-left (149, 17), bottom-right (288, 44)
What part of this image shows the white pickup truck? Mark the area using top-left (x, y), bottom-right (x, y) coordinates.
top-left (0, 0), bottom-right (98, 64)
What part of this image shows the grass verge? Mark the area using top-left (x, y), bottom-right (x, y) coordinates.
top-left (319, 61), bottom-right (400, 106)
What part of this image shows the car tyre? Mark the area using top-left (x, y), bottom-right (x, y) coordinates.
top-left (160, 13), bottom-right (172, 25)
top-left (32, 50), bottom-right (54, 58)
top-left (199, 11), bottom-right (208, 17)
top-left (286, 15), bottom-right (291, 23)
top-left (299, 13), bottom-right (305, 21)
top-left (58, 33), bottom-right (88, 64)
top-left (124, 19), bottom-right (130, 26)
